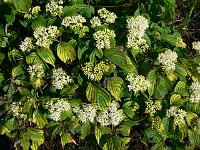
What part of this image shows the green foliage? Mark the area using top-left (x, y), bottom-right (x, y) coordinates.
top-left (0, 0), bottom-right (200, 149)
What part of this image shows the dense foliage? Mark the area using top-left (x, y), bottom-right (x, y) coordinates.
top-left (0, 0), bottom-right (200, 149)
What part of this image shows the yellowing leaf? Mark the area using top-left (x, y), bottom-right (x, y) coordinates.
top-left (57, 42), bottom-right (76, 63)
top-left (107, 77), bottom-right (123, 100)
top-left (86, 83), bottom-right (111, 108)
top-left (37, 49), bottom-right (55, 67)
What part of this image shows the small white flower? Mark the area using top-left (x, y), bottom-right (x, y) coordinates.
top-left (46, 0), bottom-right (63, 16)
top-left (90, 16), bottom-right (101, 27)
top-left (46, 100), bottom-right (71, 121)
top-left (82, 61), bottom-right (110, 81)
top-left (97, 101), bottom-right (123, 126)
top-left (76, 104), bottom-right (96, 123)
top-left (31, 6), bottom-right (41, 15)
top-left (28, 64), bottom-right (44, 78)
top-left (167, 106), bottom-right (186, 126)
top-left (62, 15), bottom-right (86, 28)
top-left (189, 82), bottom-right (200, 103)
top-left (98, 8), bottom-right (117, 24)
top-left (126, 15), bottom-right (149, 50)
top-left (11, 102), bottom-right (26, 119)
top-left (192, 41), bottom-right (200, 54)
top-left (33, 26), bottom-right (59, 48)
top-left (19, 37), bottom-right (34, 52)
top-left (197, 64), bottom-right (200, 74)
top-left (52, 68), bottom-right (72, 90)
top-left (126, 73), bottom-right (150, 93)
top-left (145, 100), bottom-right (162, 116)
top-left (157, 49), bottom-right (178, 71)
top-left (93, 28), bottom-right (115, 50)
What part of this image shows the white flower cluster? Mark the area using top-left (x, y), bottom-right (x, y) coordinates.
top-left (167, 106), bottom-right (186, 126)
top-left (46, 0), bottom-right (63, 16)
top-left (197, 64), bottom-right (200, 74)
top-left (74, 104), bottom-right (96, 123)
top-left (52, 68), bottom-right (72, 90)
top-left (176, 36), bottom-right (186, 48)
top-left (90, 16), bottom-right (101, 28)
top-left (189, 82), bottom-right (200, 103)
top-left (82, 61), bottom-right (110, 81)
top-left (98, 8), bottom-right (117, 24)
top-left (192, 41), bottom-right (200, 54)
top-left (24, 6), bottom-right (41, 19)
top-left (46, 100), bottom-right (71, 122)
top-left (127, 16), bottom-right (149, 49)
top-left (157, 49), bottom-right (178, 71)
top-left (33, 26), bottom-right (59, 49)
top-left (28, 64), bottom-right (44, 78)
top-left (62, 15), bottom-right (88, 37)
top-left (126, 73), bottom-right (150, 93)
top-left (145, 100), bottom-right (162, 117)
top-left (151, 117), bottom-right (164, 133)
top-left (97, 101), bottom-right (124, 126)
top-left (93, 28), bottom-right (115, 50)
top-left (19, 37), bottom-right (34, 52)
top-left (11, 102), bottom-right (26, 119)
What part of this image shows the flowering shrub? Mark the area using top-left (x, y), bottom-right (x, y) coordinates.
top-left (0, 0), bottom-right (200, 149)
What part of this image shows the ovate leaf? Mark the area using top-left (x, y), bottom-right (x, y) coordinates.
top-left (61, 132), bottom-right (76, 147)
top-left (107, 77), bottom-right (123, 100)
top-left (104, 48), bottom-right (127, 69)
top-left (81, 122), bottom-right (91, 139)
top-left (13, 0), bottom-right (32, 13)
top-left (57, 42), bottom-right (76, 63)
top-left (12, 65), bottom-right (25, 78)
top-left (170, 94), bottom-right (183, 106)
top-left (33, 110), bottom-right (47, 128)
top-left (26, 52), bottom-right (43, 65)
top-left (37, 49), bottom-right (55, 67)
top-left (86, 83), bottom-right (111, 108)
top-left (31, 16), bottom-right (46, 30)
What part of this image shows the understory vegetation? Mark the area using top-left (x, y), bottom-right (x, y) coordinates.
top-left (0, 0), bottom-right (200, 149)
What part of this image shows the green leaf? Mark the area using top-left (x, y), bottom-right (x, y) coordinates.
top-left (78, 46), bottom-right (87, 60)
top-left (186, 112), bottom-right (198, 127)
top-left (26, 52), bottom-right (43, 65)
top-left (103, 136), bottom-right (123, 150)
top-left (12, 65), bottom-right (25, 78)
top-left (144, 128), bottom-right (163, 143)
top-left (57, 42), bottom-right (76, 63)
top-left (174, 81), bottom-right (188, 96)
top-left (0, 72), bottom-right (4, 87)
top-left (13, 0), bottom-right (32, 13)
top-left (107, 77), bottom-right (123, 100)
top-left (119, 120), bottom-right (138, 136)
top-left (31, 16), bottom-right (46, 30)
top-left (37, 49), bottom-right (55, 67)
top-left (188, 130), bottom-right (200, 145)
top-left (33, 110), bottom-right (48, 128)
top-left (161, 0), bottom-right (175, 23)
top-left (27, 128), bottom-right (44, 148)
top-left (147, 69), bottom-right (157, 96)
top-left (86, 83), bottom-right (111, 108)
top-left (21, 132), bottom-right (30, 150)
top-left (104, 48), bottom-right (127, 69)
top-left (81, 122), bottom-right (91, 139)
top-left (5, 10), bottom-right (16, 26)
top-left (175, 65), bottom-right (187, 76)
top-left (95, 127), bottom-right (111, 145)
top-left (151, 142), bottom-right (164, 150)
top-left (6, 118), bottom-right (17, 132)
top-left (170, 94), bottom-right (183, 106)
top-left (63, 5), bottom-right (94, 18)
top-left (61, 132), bottom-right (76, 147)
